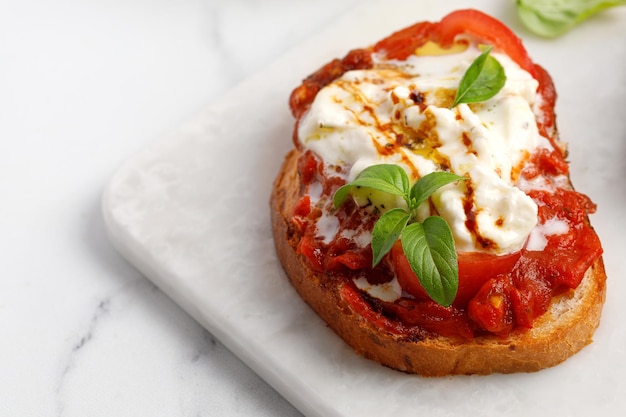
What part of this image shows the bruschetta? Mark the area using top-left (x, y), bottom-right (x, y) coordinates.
top-left (270, 9), bottom-right (606, 376)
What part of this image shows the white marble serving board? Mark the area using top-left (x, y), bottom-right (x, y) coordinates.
top-left (102, 1), bottom-right (626, 416)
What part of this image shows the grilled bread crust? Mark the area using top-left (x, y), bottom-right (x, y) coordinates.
top-left (270, 149), bottom-right (607, 376)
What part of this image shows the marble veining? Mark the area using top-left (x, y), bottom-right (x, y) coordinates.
top-left (71, 299), bottom-right (111, 353)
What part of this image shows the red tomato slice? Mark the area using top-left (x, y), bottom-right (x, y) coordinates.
top-left (455, 250), bottom-right (521, 307)
top-left (390, 241), bottom-right (521, 307)
top-left (373, 10), bottom-right (537, 79)
top-left (373, 21), bottom-right (435, 60)
top-left (433, 9), bottom-right (537, 78)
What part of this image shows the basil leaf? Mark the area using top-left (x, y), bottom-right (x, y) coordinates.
top-left (333, 164), bottom-right (410, 208)
top-left (451, 46), bottom-right (506, 108)
top-left (401, 217), bottom-right (459, 307)
top-left (333, 184), bottom-right (353, 208)
top-left (371, 208), bottom-right (411, 267)
top-left (410, 172), bottom-right (466, 210)
top-left (517, 0), bottom-right (626, 38)
top-left (332, 163), bottom-right (462, 307)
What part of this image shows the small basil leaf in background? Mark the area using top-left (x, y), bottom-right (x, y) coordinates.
top-left (401, 217), bottom-right (459, 307)
top-left (410, 172), bottom-right (466, 210)
top-left (451, 46), bottom-right (507, 108)
top-left (517, 0), bottom-right (626, 38)
top-left (333, 164), bottom-right (410, 209)
top-left (371, 208), bottom-right (411, 267)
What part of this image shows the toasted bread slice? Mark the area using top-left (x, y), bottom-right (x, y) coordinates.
top-left (271, 149), bottom-right (606, 376)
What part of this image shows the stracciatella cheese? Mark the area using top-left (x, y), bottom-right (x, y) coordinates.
top-left (297, 45), bottom-right (546, 255)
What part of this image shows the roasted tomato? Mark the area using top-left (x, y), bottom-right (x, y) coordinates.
top-left (390, 241), bottom-right (521, 307)
top-left (433, 9), bottom-right (537, 78)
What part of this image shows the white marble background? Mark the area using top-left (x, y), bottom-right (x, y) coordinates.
top-left (3, 1), bottom-right (626, 416)
top-left (0, 1), bottom-right (360, 416)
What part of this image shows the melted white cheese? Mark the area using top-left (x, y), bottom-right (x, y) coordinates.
top-left (298, 45), bottom-right (545, 255)
top-left (353, 276), bottom-right (402, 302)
top-left (316, 211), bottom-right (340, 244)
top-left (526, 217), bottom-right (570, 251)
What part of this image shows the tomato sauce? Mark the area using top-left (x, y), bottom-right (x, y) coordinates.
top-left (292, 144), bottom-right (602, 339)
top-left (288, 10), bottom-right (603, 340)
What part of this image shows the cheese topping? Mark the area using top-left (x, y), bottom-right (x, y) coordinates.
top-left (354, 276), bottom-right (402, 302)
top-left (297, 45), bottom-right (546, 255)
top-left (526, 217), bottom-right (570, 251)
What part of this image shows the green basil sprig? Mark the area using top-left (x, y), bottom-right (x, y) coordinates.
top-left (451, 46), bottom-right (506, 108)
top-left (334, 165), bottom-right (465, 307)
top-left (517, 0), bottom-right (626, 38)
